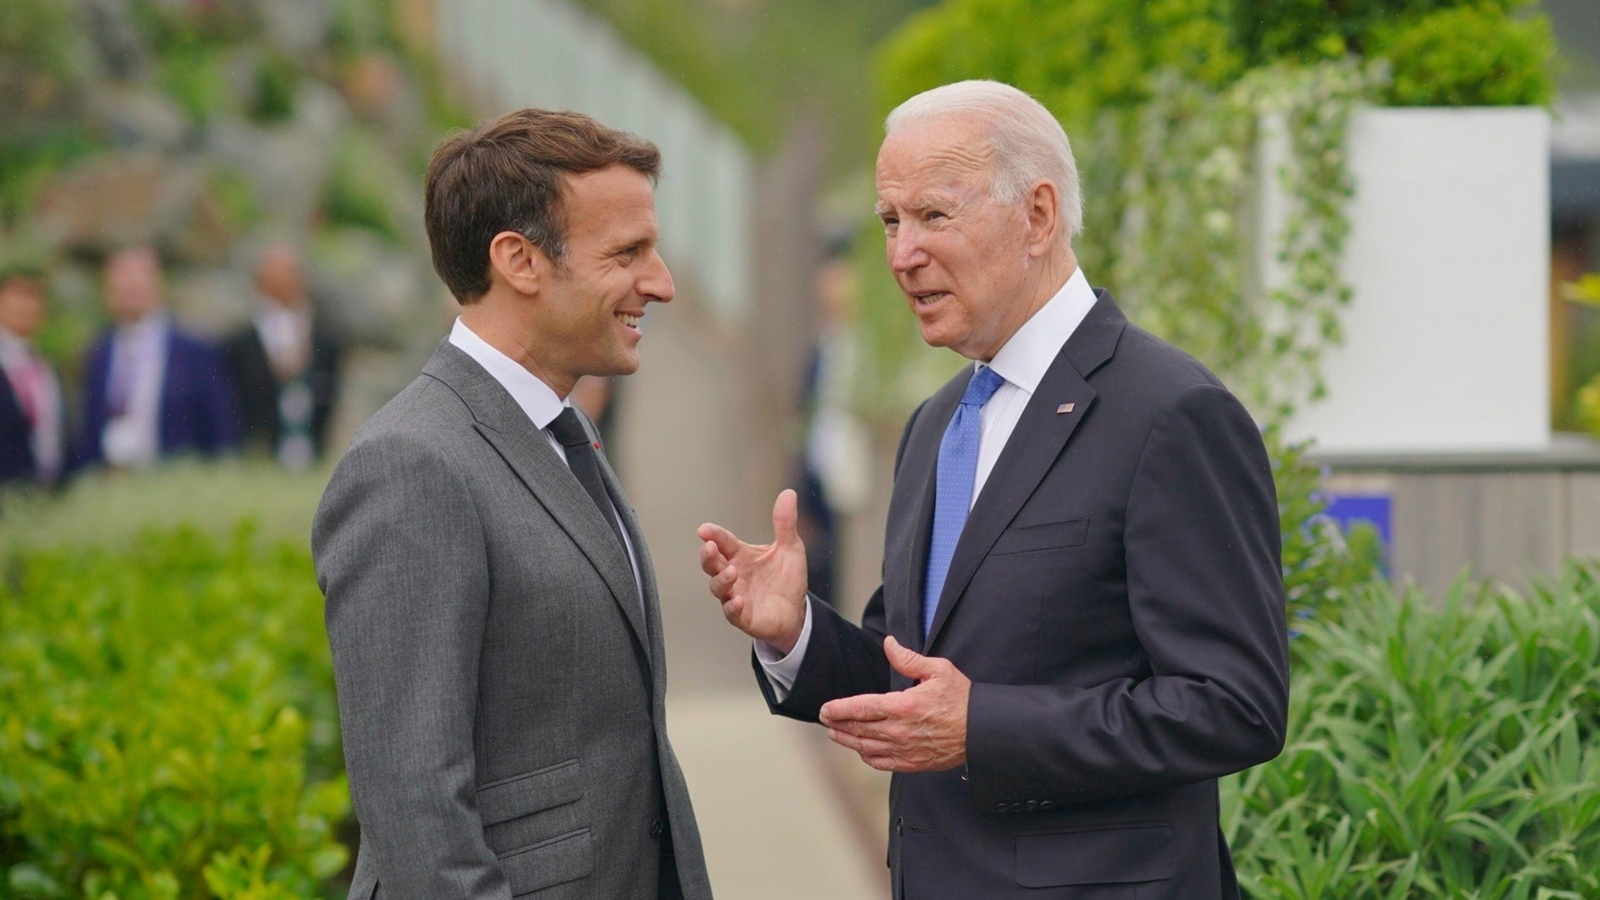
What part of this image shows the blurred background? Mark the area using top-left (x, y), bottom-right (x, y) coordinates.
top-left (3, 0), bottom-right (1600, 897)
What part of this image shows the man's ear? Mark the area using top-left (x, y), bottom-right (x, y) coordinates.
top-left (487, 231), bottom-right (548, 296)
top-left (1024, 181), bottom-right (1060, 258)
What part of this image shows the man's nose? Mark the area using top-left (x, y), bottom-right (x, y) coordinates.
top-left (642, 251), bottom-right (675, 303)
top-left (888, 230), bottom-right (928, 274)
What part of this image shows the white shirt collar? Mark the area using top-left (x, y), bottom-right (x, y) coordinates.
top-left (448, 317), bottom-right (568, 429)
top-left (981, 266), bottom-right (1097, 394)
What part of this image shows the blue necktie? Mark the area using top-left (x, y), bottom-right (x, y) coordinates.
top-left (923, 366), bottom-right (1007, 640)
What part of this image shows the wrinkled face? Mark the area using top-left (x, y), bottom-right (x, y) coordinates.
top-left (105, 249), bottom-right (164, 325)
top-left (535, 165), bottom-right (674, 385)
top-left (0, 279), bottom-right (46, 339)
top-left (876, 116), bottom-right (1034, 361)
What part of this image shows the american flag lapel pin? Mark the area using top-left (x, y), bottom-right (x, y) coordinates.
top-left (1056, 402), bottom-right (1075, 414)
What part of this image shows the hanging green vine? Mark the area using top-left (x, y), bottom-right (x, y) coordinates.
top-left (1109, 60), bottom-right (1385, 424)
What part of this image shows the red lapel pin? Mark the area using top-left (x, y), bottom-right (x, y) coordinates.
top-left (1056, 403), bottom-right (1075, 414)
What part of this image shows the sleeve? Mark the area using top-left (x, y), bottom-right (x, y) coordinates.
top-left (965, 382), bottom-right (1290, 813)
top-left (312, 431), bottom-right (511, 899)
top-left (203, 344), bottom-right (242, 450)
top-left (753, 600), bottom-right (815, 698)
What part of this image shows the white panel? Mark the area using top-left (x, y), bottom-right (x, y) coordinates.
top-left (1281, 107), bottom-right (1551, 455)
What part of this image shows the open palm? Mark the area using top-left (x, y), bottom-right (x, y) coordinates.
top-left (697, 489), bottom-right (810, 653)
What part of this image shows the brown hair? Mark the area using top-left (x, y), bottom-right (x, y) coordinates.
top-left (424, 108), bottom-right (661, 303)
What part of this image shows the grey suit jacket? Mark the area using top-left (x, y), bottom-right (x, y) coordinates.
top-left (313, 340), bottom-right (712, 900)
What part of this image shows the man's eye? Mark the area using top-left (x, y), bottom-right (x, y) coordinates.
top-left (925, 210), bottom-right (946, 221)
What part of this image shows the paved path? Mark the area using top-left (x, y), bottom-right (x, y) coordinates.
top-left (616, 303), bottom-right (888, 898)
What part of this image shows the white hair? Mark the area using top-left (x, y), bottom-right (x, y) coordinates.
top-left (885, 80), bottom-right (1083, 237)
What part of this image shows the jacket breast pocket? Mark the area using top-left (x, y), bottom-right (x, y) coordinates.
top-left (1016, 823), bottom-right (1175, 887)
top-left (990, 517), bottom-right (1090, 557)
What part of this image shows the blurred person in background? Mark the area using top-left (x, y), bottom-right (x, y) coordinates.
top-left (700, 80), bottom-right (1287, 899)
top-left (794, 233), bottom-right (872, 605)
top-left (0, 264), bottom-right (67, 487)
top-left (313, 108), bottom-right (712, 900)
top-left (223, 241), bottom-right (343, 471)
top-left (78, 246), bottom-right (239, 469)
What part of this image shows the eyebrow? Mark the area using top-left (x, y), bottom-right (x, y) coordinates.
top-left (876, 194), bottom-right (959, 217)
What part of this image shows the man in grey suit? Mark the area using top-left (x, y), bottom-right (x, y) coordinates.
top-left (313, 108), bottom-right (713, 900)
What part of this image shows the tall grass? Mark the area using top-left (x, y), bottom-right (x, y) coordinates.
top-left (1226, 566), bottom-right (1600, 899)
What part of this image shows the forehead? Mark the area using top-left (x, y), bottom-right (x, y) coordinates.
top-left (876, 115), bottom-right (993, 203)
top-left (562, 165), bottom-right (659, 240)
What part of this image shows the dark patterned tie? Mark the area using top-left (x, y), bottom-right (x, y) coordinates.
top-left (547, 407), bottom-right (627, 552)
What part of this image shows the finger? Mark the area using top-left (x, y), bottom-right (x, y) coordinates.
top-left (820, 694), bottom-right (894, 726)
top-left (772, 489), bottom-right (800, 548)
top-left (826, 728), bottom-right (896, 757)
top-left (862, 755), bottom-right (904, 772)
top-left (697, 522), bottom-right (743, 559)
top-left (884, 635), bottom-right (944, 682)
top-left (828, 719), bottom-right (898, 743)
top-left (710, 565), bottom-right (738, 599)
top-left (699, 540), bottom-right (729, 577)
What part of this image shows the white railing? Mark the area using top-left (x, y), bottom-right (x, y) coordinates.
top-left (436, 0), bottom-right (754, 320)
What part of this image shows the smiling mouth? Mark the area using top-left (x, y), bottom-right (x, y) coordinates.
top-left (910, 291), bottom-right (949, 307)
top-left (616, 312), bottom-right (642, 328)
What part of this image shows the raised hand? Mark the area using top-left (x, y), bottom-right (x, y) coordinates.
top-left (818, 636), bottom-right (971, 772)
top-left (697, 489), bottom-right (810, 654)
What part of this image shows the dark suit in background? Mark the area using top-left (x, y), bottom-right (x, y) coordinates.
top-left (222, 318), bottom-right (342, 460)
top-left (78, 326), bottom-right (239, 467)
top-left (760, 293), bottom-right (1288, 899)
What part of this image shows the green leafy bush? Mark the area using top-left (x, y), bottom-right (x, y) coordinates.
top-left (875, 0), bottom-right (1239, 134)
top-left (0, 527), bottom-right (348, 898)
top-left (1376, 5), bottom-right (1556, 107)
top-left (1269, 428), bottom-right (1384, 634)
top-left (321, 131), bottom-right (401, 243)
top-left (1223, 566), bottom-right (1600, 897)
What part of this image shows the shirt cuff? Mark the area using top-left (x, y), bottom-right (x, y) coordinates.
top-left (754, 599), bottom-right (814, 701)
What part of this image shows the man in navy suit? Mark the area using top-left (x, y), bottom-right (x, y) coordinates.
top-left (699, 81), bottom-right (1287, 898)
top-left (79, 247), bottom-right (239, 469)
top-left (0, 265), bottom-right (67, 487)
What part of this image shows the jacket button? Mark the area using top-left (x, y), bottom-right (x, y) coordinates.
top-left (1009, 802), bottom-right (1024, 813)
top-left (1026, 800), bottom-right (1038, 811)
top-left (1040, 800), bottom-right (1055, 810)
top-left (995, 802), bottom-right (1008, 814)
top-left (895, 817), bottom-right (904, 836)
top-left (650, 819), bottom-right (664, 838)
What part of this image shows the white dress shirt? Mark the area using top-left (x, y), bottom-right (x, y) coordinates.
top-left (0, 326), bottom-right (64, 481)
top-left (102, 313), bottom-right (170, 469)
top-left (448, 318), bottom-right (646, 614)
top-left (758, 267), bottom-right (1099, 694)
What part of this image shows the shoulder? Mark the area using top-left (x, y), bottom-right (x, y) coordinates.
top-left (1110, 325), bottom-right (1225, 397)
top-left (348, 373), bottom-right (473, 455)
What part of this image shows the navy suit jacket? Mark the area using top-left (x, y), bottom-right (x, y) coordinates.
top-left (756, 292), bottom-right (1289, 899)
top-left (79, 326), bottom-right (240, 467)
top-left (0, 373), bottom-right (37, 484)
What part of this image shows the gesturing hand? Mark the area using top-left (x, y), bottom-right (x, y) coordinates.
top-left (697, 490), bottom-right (809, 654)
top-left (820, 636), bottom-right (971, 773)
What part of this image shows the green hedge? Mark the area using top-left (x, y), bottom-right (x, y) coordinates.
top-left (1225, 566), bottom-right (1600, 898)
top-left (0, 526), bottom-right (348, 899)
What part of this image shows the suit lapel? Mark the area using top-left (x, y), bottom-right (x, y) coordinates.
top-left (592, 438), bottom-right (667, 680)
top-left (924, 291), bottom-right (1128, 651)
top-left (422, 342), bottom-right (651, 656)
